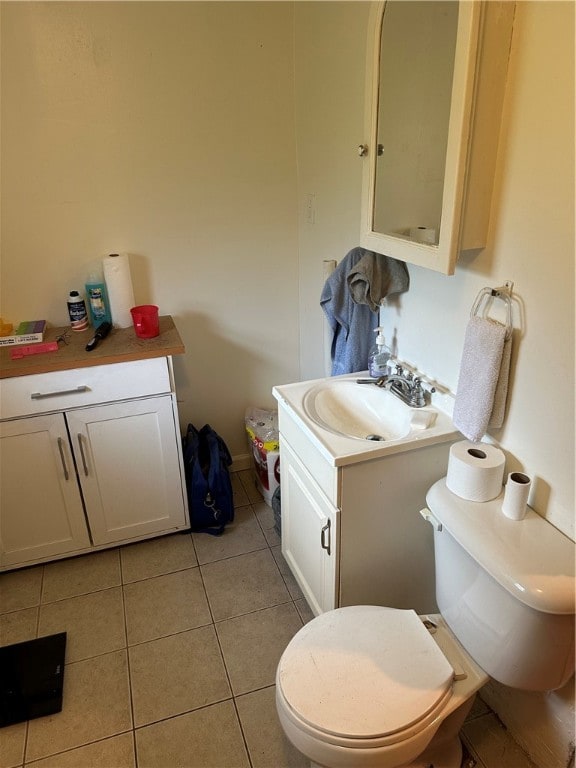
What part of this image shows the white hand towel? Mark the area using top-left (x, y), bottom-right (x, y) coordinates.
top-left (489, 332), bottom-right (512, 428)
top-left (453, 317), bottom-right (507, 442)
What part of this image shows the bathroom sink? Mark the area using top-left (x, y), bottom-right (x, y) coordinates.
top-left (302, 379), bottom-right (437, 442)
top-left (273, 372), bottom-right (458, 465)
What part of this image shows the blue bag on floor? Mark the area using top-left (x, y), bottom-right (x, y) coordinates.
top-left (183, 423), bottom-right (234, 536)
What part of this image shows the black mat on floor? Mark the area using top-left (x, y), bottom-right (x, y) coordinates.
top-left (0, 632), bottom-right (66, 727)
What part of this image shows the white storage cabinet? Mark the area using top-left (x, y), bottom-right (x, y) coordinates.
top-left (0, 357), bottom-right (189, 570)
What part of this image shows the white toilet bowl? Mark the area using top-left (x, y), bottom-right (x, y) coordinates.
top-left (276, 606), bottom-right (488, 768)
top-left (276, 479), bottom-right (575, 768)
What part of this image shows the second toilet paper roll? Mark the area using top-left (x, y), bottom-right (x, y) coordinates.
top-left (409, 226), bottom-right (437, 245)
top-left (446, 440), bottom-right (505, 502)
top-left (502, 472), bottom-right (531, 520)
top-left (103, 253), bottom-right (135, 329)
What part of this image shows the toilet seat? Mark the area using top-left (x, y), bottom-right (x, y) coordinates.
top-left (277, 606), bottom-right (456, 746)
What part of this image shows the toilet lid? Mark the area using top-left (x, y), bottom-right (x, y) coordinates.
top-left (278, 606), bottom-right (454, 740)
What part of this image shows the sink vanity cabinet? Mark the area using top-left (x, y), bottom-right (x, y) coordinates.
top-left (281, 438), bottom-right (340, 615)
top-left (274, 377), bottom-right (459, 617)
top-left (0, 317), bottom-right (189, 571)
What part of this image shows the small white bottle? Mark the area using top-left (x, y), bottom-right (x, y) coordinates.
top-left (67, 290), bottom-right (89, 331)
top-left (368, 326), bottom-right (391, 378)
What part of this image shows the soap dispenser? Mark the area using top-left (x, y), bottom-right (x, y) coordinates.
top-left (368, 326), bottom-right (391, 378)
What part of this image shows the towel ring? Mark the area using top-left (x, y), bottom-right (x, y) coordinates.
top-left (471, 286), bottom-right (513, 340)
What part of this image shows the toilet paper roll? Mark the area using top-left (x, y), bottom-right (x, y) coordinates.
top-left (409, 226), bottom-right (437, 245)
top-left (502, 472), bottom-right (531, 520)
top-left (446, 440), bottom-right (505, 502)
top-left (103, 253), bottom-right (135, 328)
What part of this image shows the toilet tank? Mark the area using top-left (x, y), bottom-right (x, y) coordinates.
top-left (425, 479), bottom-right (575, 691)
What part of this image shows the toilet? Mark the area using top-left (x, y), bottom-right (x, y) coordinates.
top-left (276, 478), bottom-right (575, 768)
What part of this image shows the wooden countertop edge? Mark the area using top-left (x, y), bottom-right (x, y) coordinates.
top-left (0, 316), bottom-right (185, 379)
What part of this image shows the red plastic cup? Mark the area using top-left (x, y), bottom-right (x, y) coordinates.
top-left (130, 305), bottom-right (159, 339)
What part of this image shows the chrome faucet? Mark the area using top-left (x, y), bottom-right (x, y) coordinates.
top-left (384, 368), bottom-right (428, 407)
top-left (357, 365), bottom-right (435, 408)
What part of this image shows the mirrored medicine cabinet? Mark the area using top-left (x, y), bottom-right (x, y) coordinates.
top-left (360, 1), bottom-right (515, 275)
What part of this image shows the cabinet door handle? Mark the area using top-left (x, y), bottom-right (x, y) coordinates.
top-left (77, 434), bottom-right (89, 476)
top-left (320, 520), bottom-right (331, 556)
top-left (31, 385), bottom-right (90, 400)
top-left (57, 437), bottom-right (70, 481)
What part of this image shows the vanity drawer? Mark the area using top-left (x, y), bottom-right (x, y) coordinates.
top-left (278, 402), bottom-right (339, 506)
top-left (0, 358), bottom-right (171, 420)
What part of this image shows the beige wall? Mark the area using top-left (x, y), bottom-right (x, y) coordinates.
top-left (296, 0), bottom-right (574, 543)
top-left (295, 2), bottom-right (575, 766)
top-left (1, 1), bottom-right (300, 456)
top-left (294, 1), bottom-right (372, 378)
top-left (2, 2), bottom-right (574, 765)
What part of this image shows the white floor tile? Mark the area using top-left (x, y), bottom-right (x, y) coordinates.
top-left (41, 550), bottom-right (121, 603)
top-left (38, 587), bottom-right (125, 662)
top-left (25, 650), bottom-right (132, 762)
top-left (123, 567), bottom-right (211, 645)
top-left (236, 686), bottom-right (309, 768)
top-left (462, 714), bottom-right (539, 768)
top-left (201, 549), bottom-right (290, 620)
top-left (1, 472), bottom-right (542, 768)
top-left (129, 625), bottom-right (231, 727)
top-left (0, 721), bottom-right (26, 768)
top-left (0, 607), bottom-right (38, 646)
top-left (23, 732), bottom-right (136, 768)
top-left (120, 533), bottom-right (197, 583)
top-left (0, 567), bottom-right (43, 614)
top-left (216, 602), bottom-right (303, 695)
top-left (135, 700), bottom-right (250, 768)
top-left (192, 505), bottom-right (268, 565)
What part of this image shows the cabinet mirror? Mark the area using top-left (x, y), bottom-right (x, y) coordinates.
top-left (360, 0), bottom-right (483, 275)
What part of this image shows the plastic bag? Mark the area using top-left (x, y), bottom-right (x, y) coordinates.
top-left (245, 407), bottom-right (280, 506)
top-left (245, 407), bottom-right (279, 445)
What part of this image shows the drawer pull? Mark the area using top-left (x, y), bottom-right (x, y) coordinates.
top-left (321, 520), bottom-right (331, 556)
top-left (77, 434), bottom-right (89, 476)
top-left (31, 385), bottom-right (90, 400)
top-left (57, 437), bottom-right (70, 481)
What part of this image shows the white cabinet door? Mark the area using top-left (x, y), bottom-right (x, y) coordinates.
top-left (67, 395), bottom-right (187, 545)
top-left (280, 440), bottom-right (339, 616)
top-left (0, 414), bottom-right (90, 568)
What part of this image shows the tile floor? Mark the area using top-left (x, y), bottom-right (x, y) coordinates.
top-left (0, 469), bottom-right (539, 768)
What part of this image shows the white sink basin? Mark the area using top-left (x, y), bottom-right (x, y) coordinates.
top-left (273, 372), bottom-right (458, 465)
top-left (302, 379), bottom-right (437, 442)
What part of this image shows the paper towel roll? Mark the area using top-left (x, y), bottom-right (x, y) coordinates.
top-left (446, 440), bottom-right (505, 502)
top-left (103, 253), bottom-right (135, 328)
top-left (409, 226), bottom-right (437, 245)
top-left (502, 472), bottom-right (531, 520)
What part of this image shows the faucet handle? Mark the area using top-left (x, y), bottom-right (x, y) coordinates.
top-left (394, 364), bottom-right (404, 376)
top-left (413, 378), bottom-right (436, 403)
